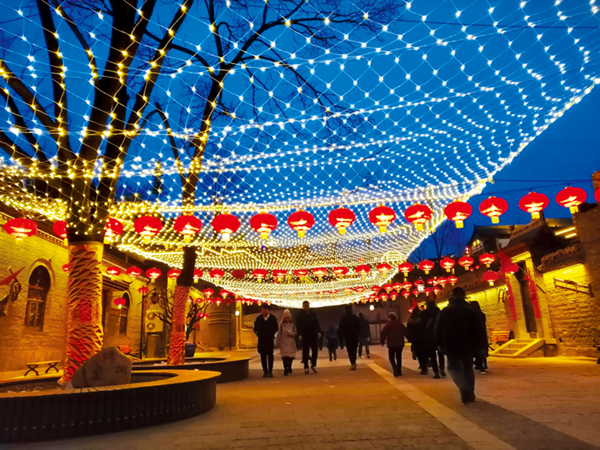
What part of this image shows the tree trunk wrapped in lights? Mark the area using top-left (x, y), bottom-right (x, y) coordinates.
top-left (62, 242), bottom-right (104, 381)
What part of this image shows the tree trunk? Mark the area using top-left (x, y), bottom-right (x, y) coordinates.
top-left (167, 246), bottom-right (197, 365)
top-left (61, 241), bottom-right (104, 381)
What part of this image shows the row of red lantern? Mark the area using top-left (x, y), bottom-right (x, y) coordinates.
top-left (3, 186), bottom-right (597, 244)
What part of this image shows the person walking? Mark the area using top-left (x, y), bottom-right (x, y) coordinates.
top-left (469, 301), bottom-right (489, 374)
top-left (296, 301), bottom-right (321, 374)
top-left (358, 313), bottom-right (371, 358)
top-left (380, 312), bottom-right (406, 376)
top-left (338, 304), bottom-right (360, 370)
top-left (435, 287), bottom-right (487, 404)
top-left (406, 307), bottom-right (428, 375)
top-left (326, 325), bottom-right (339, 361)
top-left (276, 309), bottom-right (297, 376)
top-left (422, 300), bottom-right (445, 378)
top-left (253, 303), bottom-right (279, 378)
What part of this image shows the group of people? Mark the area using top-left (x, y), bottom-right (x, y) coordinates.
top-left (254, 287), bottom-right (488, 404)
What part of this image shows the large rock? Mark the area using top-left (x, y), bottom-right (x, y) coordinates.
top-left (71, 346), bottom-right (132, 388)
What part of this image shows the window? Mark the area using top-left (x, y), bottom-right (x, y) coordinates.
top-left (25, 266), bottom-right (50, 330)
top-left (119, 292), bottom-right (130, 335)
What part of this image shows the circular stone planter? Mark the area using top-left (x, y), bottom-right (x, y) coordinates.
top-left (0, 370), bottom-right (219, 444)
top-left (133, 356), bottom-right (249, 383)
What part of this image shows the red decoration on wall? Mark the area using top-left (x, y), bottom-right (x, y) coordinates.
top-left (250, 212), bottom-right (278, 239)
top-left (53, 220), bottom-right (68, 244)
top-left (173, 215), bottom-right (202, 241)
top-left (519, 192), bottom-right (549, 220)
top-left (505, 274), bottom-right (518, 321)
top-left (555, 186), bottom-right (587, 213)
top-left (62, 263), bottom-right (70, 272)
top-left (369, 205), bottom-right (396, 233)
top-left (444, 201), bottom-right (472, 229)
top-left (287, 210), bottom-right (315, 238)
top-left (328, 207), bottom-right (356, 234)
top-left (211, 213), bottom-right (241, 241)
top-left (479, 196), bottom-right (508, 223)
top-left (134, 216), bottom-right (163, 239)
top-left (524, 271), bottom-right (542, 319)
top-left (404, 203), bottom-right (432, 231)
top-left (4, 218), bottom-right (37, 241)
top-left (126, 266), bottom-right (142, 278)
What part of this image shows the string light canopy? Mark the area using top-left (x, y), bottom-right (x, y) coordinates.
top-left (1, 1), bottom-right (600, 307)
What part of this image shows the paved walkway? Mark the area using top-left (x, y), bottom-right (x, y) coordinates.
top-left (4, 348), bottom-right (600, 449)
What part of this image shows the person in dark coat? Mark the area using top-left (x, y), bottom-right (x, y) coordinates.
top-left (469, 301), bottom-right (489, 374)
top-left (406, 306), bottom-right (428, 375)
top-left (326, 325), bottom-right (339, 361)
top-left (358, 313), bottom-right (371, 358)
top-left (380, 312), bottom-right (406, 376)
top-left (253, 303), bottom-right (279, 378)
top-left (296, 301), bottom-right (321, 374)
top-left (435, 287), bottom-right (487, 404)
top-left (338, 304), bottom-right (361, 370)
top-left (421, 300), bottom-right (445, 378)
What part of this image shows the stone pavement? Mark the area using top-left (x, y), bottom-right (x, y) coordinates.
top-left (4, 347), bottom-right (600, 449)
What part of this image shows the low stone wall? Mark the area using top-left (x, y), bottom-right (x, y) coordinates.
top-left (133, 356), bottom-right (250, 383)
top-left (0, 370), bottom-right (219, 443)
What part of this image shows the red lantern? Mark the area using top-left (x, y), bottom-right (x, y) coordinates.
top-left (287, 210), bottom-right (315, 238)
top-left (167, 268), bottom-right (181, 280)
top-left (369, 205), bottom-right (396, 233)
top-left (371, 285), bottom-right (381, 293)
top-left (440, 257), bottom-right (455, 272)
top-left (333, 266), bottom-right (349, 278)
top-left (328, 207), bottom-right (356, 234)
top-left (134, 216), bottom-right (163, 239)
top-left (253, 268), bottom-right (268, 282)
top-left (444, 201), bottom-right (472, 229)
top-left (355, 286), bottom-right (366, 293)
top-left (379, 293), bottom-right (389, 302)
top-left (519, 192), bottom-right (549, 220)
top-left (173, 215), bottom-right (202, 242)
top-left (414, 279), bottom-right (425, 287)
top-left (402, 281), bottom-right (412, 290)
top-left (424, 287), bottom-right (433, 296)
top-left (211, 213), bottom-right (241, 241)
top-left (377, 263), bottom-right (392, 275)
top-left (403, 203), bottom-right (432, 232)
top-left (448, 275), bottom-right (458, 286)
top-left (138, 286), bottom-right (149, 295)
top-left (210, 269), bottom-right (225, 281)
top-left (412, 288), bottom-right (420, 297)
top-left (220, 290), bottom-right (231, 300)
top-left (4, 218), bottom-right (37, 241)
top-left (482, 270), bottom-right (499, 286)
top-left (427, 278), bottom-right (435, 286)
top-left (146, 267), bottom-right (162, 283)
top-left (106, 266), bottom-right (121, 278)
top-left (273, 269), bottom-right (287, 280)
top-left (126, 266), bottom-right (142, 278)
top-left (479, 253), bottom-right (496, 268)
top-left (105, 218), bottom-right (124, 242)
top-left (458, 255), bottom-right (474, 270)
top-left (203, 288), bottom-right (214, 298)
top-left (356, 265), bottom-right (371, 278)
top-left (294, 268), bottom-right (309, 278)
top-left (479, 196), bottom-right (508, 223)
top-left (555, 187), bottom-right (587, 213)
top-left (313, 267), bottom-right (328, 280)
top-left (595, 187), bottom-right (600, 203)
top-left (382, 284), bottom-right (393, 293)
top-left (53, 220), bottom-right (68, 245)
top-left (389, 291), bottom-right (399, 300)
top-left (419, 260), bottom-right (435, 275)
top-left (398, 262), bottom-right (413, 278)
top-left (438, 277), bottom-right (448, 286)
top-left (505, 263), bottom-right (519, 275)
top-left (434, 286), bottom-right (441, 294)
top-left (62, 263), bottom-right (70, 273)
top-left (231, 269), bottom-right (246, 280)
top-left (250, 212), bottom-right (278, 239)
top-left (392, 282), bottom-right (402, 291)
top-left (193, 269), bottom-right (203, 282)
top-left (114, 297), bottom-right (127, 309)
top-left (401, 290), bottom-right (410, 299)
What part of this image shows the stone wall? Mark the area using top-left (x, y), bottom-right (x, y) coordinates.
top-left (466, 286), bottom-right (510, 340)
top-left (0, 217), bottom-right (145, 373)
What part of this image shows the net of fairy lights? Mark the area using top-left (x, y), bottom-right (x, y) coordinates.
top-left (1, 1), bottom-right (600, 306)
